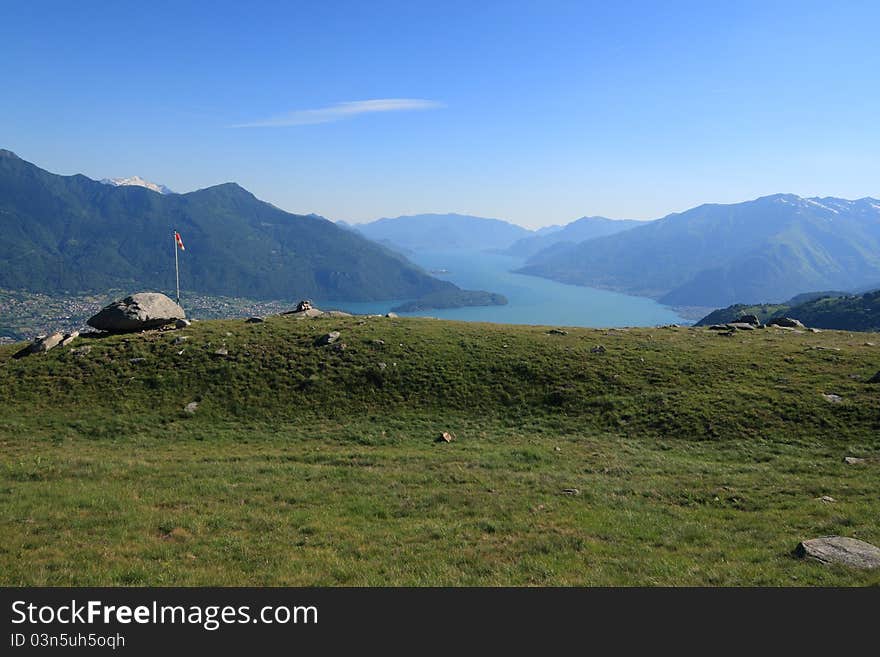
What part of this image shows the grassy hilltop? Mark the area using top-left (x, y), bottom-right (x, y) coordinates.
top-left (1, 316), bottom-right (878, 585)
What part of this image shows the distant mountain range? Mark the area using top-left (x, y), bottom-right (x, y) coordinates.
top-left (8, 149), bottom-right (880, 316)
top-left (100, 175), bottom-right (174, 195)
top-left (0, 150), bottom-right (480, 304)
top-left (695, 288), bottom-right (880, 332)
top-left (350, 213), bottom-right (532, 252)
top-left (518, 194), bottom-right (880, 308)
top-left (345, 213), bottom-right (641, 259)
top-left (503, 216), bottom-right (644, 258)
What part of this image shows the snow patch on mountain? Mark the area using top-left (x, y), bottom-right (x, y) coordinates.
top-left (100, 176), bottom-right (174, 194)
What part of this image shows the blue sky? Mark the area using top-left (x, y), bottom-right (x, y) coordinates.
top-left (2, 0), bottom-right (879, 227)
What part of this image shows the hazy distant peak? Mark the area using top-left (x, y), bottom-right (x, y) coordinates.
top-left (0, 149), bottom-right (21, 159)
top-left (356, 212), bottom-right (532, 252)
top-left (100, 175), bottom-right (174, 195)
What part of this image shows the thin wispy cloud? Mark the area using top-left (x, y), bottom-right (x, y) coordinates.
top-left (230, 98), bottom-right (443, 128)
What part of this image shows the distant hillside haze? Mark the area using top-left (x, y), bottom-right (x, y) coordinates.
top-left (0, 150), bottom-right (458, 301)
top-left (519, 194), bottom-right (880, 308)
top-left (504, 216), bottom-right (644, 258)
top-left (533, 224), bottom-right (564, 236)
top-left (353, 213), bottom-right (532, 252)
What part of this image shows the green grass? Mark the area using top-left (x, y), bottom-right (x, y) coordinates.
top-left (1, 316), bottom-right (878, 585)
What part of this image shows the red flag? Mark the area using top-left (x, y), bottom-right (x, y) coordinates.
top-left (175, 231), bottom-right (185, 251)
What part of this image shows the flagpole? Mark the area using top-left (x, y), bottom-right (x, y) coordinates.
top-left (173, 229), bottom-right (180, 305)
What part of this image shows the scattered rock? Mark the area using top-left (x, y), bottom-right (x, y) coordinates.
top-left (129, 357), bottom-right (146, 364)
top-left (331, 342), bottom-right (347, 352)
top-left (371, 339), bottom-right (386, 346)
top-left (865, 342), bottom-right (875, 347)
top-left (590, 345), bottom-right (606, 354)
top-left (325, 310), bottom-right (353, 318)
top-left (377, 362), bottom-right (387, 370)
top-left (245, 317), bottom-right (264, 323)
top-left (727, 322), bottom-right (756, 331)
top-left (843, 456), bottom-right (865, 465)
top-left (173, 336), bottom-right (188, 345)
top-left (561, 488), bottom-right (580, 496)
top-left (769, 317), bottom-right (805, 328)
top-left (818, 495), bottom-right (836, 504)
top-left (735, 314), bottom-right (761, 326)
top-left (436, 431), bottom-right (455, 443)
top-left (707, 324), bottom-right (729, 331)
top-left (184, 401), bottom-right (199, 415)
top-left (316, 331), bottom-right (341, 346)
top-left (13, 332), bottom-right (65, 358)
top-left (547, 329), bottom-right (568, 335)
top-left (70, 345), bottom-right (92, 357)
top-left (807, 327), bottom-right (823, 333)
top-left (795, 536), bottom-right (880, 569)
top-left (867, 371), bottom-right (880, 384)
top-left (296, 300), bottom-right (313, 312)
top-left (821, 393), bottom-right (843, 404)
top-left (284, 307), bottom-right (324, 318)
top-left (175, 319), bottom-right (191, 329)
top-left (60, 331), bottom-right (79, 346)
top-left (88, 292), bottom-right (185, 332)
top-left (213, 347), bottom-right (229, 357)
top-left (31, 332), bottom-right (64, 352)
top-left (385, 312), bottom-right (399, 318)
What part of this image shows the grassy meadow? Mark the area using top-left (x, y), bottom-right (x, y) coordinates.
top-left (0, 315), bottom-right (878, 585)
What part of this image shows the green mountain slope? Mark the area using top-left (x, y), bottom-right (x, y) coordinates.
top-left (518, 194), bottom-right (880, 307)
top-left (0, 150), bottom-right (456, 301)
top-left (696, 289), bottom-right (880, 331)
top-left (1, 317), bottom-right (878, 586)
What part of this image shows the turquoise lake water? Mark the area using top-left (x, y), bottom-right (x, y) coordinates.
top-left (317, 250), bottom-right (686, 328)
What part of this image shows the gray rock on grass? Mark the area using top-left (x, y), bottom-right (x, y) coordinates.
top-left (316, 331), bottom-right (341, 346)
top-left (32, 332), bottom-right (65, 353)
top-left (769, 317), bottom-right (805, 328)
top-left (88, 293), bottom-right (185, 332)
top-left (795, 536), bottom-right (880, 569)
top-left (13, 332), bottom-right (64, 358)
top-left (60, 331), bottom-right (79, 346)
top-left (736, 314), bottom-right (761, 326)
